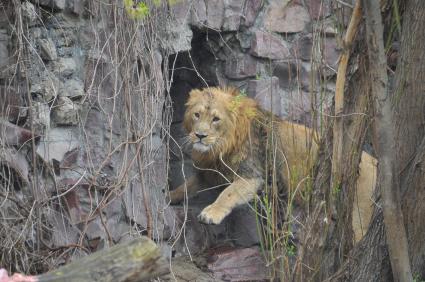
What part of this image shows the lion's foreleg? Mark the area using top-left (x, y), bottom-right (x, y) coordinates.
top-left (198, 178), bottom-right (263, 224)
top-left (168, 175), bottom-right (201, 204)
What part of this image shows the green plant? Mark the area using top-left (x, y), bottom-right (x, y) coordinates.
top-left (413, 274), bottom-right (425, 282)
top-left (124, 0), bottom-right (150, 20)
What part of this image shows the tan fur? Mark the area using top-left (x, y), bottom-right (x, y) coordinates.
top-left (170, 87), bottom-right (376, 240)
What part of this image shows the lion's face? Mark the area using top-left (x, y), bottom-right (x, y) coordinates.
top-left (183, 88), bottom-right (237, 154)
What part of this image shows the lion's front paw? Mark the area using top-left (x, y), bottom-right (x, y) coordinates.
top-left (198, 204), bottom-right (230, 225)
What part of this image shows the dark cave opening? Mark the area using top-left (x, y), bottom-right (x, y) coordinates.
top-left (166, 28), bottom-right (261, 250)
top-left (167, 28), bottom-right (219, 192)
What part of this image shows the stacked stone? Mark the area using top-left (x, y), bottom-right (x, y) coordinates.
top-left (168, 0), bottom-right (339, 124)
top-left (0, 0), bottom-right (170, 268)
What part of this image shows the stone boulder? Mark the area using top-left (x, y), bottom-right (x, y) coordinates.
top-left (241, 0), bottom-right (262, 27)
top-left (225, 54), bottom-right (257, 79)
top-left (250, 31), bottom-right (290, 60)
top-left (51, 96), bottom-right (80, 125)
top-left (264, 2), bottom-right (310, 33)
top-left (247, 76), bottom-right (281, 116)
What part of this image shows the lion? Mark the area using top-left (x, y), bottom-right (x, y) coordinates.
top-left (169, 87), bottom-right (376, 241)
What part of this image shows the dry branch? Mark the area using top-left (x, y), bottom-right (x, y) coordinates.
top-left (363, 0), bottom-right (412, 281)
top-left (331, 0), bottom-right (362, 188)
top-left (30, 237), bottom-right (168, 282)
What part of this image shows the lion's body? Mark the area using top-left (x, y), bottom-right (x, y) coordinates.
top-left (169, 87), bottom-right (375, 241)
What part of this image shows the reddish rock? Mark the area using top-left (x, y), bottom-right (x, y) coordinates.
top-left (61, 148), bottom-right (80, 168)
top-left (247, 77), bottom-right (281, 115)
top-left (225, 54), bottom-right (257, 79)
top-left (207, 247), bottom-right (270, 281)
top-left (0, 120), bottom-right (34, 146)
top-left (323, 37), bottom-right (340, 70)
top-left (292, 36), bottom-right (340, 75)
top-left (304, 0), bottom-right (331, 20)
top-left (250, 31), bottom-right (290, 60)
top-left (264, 2), bottom-right (310, 33)
top-left (242, 0), bottom-right (262, 27)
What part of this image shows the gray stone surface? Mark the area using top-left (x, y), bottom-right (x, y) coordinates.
top-left (51, 96), bottom-right (80, 125)
top-left (222, 0), bottom-right (245, 31)
top-left (30, 70), bottom-right (61, 102)
top-left (60, 78), bottom-right (85, 99)
top-left (31, 101), bottom-right (50, 131)
top-left (250, 30), bottom-right (290, 60)
top-left (206, 0), bottom-right (225, 30)
top-left (21, 1), bottom-right (38, 25)
top-left (190, 0), bottom-right (207, 27)
top-left (37, 0), bottom-right (66, 10)
top-left (167, 0), bottom-right (193, 53)
top-left (292, 35), bottom-right (313, 61)
top-left (53, 57), bottom-right (77, 77)
top-left (36, 127), bottom-right (80, 163)
top-left (38, 38), bottom-right (58, 61)
top-left (0, 29), bottom-right (9, 79)
top-left (0, 87), bottom-right (25, 122)
top-left (272, 61), bottom-right (300, 89)
top-left (191, 0), bottom-right (225, 30)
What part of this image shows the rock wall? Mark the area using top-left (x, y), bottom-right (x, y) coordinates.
top-left (0, 0), bottom-right (175, 273)
top-left (0, 0), bottom-right (344, 278)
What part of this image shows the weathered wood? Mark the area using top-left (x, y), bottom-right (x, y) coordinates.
top-left (331, 0), bottom-right (362, 190)
top-left (36, 237), bottom-right (168, 282)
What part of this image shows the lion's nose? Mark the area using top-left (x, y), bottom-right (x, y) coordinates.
top-left (195, 132), bottom-right (208, 140)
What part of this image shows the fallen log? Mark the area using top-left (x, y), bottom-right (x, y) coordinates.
top-left (1, 237), bottom-right (169, 282)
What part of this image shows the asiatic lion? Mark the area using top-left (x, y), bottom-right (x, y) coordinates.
top-left (169, 87), bottom-right (376, 241)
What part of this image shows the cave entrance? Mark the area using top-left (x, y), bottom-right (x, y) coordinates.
top-left (168, 29), bottom-right (219, 193)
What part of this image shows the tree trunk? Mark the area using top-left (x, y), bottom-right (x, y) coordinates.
top-left (363, 0), bottom-right (412, 280)
top-left (326, 0), bottom-right (425, 280)
top-left (394, 0), bottom-right (425, 277)
top-left (297, 31), bottom-right (372, 282)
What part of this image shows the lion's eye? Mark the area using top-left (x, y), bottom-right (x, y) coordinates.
top-left (212, 116), bottom-right (220, 123)
top-left (194, 113), bottom-right (200, 118)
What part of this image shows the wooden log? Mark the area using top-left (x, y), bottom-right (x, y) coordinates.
top-left (35, 237), bottom-right (168, 282)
